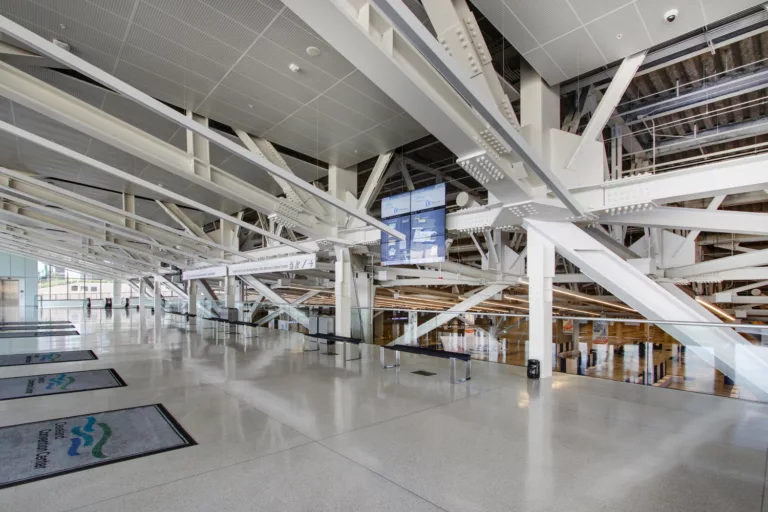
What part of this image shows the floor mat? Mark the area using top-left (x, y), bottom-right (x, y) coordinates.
top-left (0, 330), bottom-right (80, 339)
top-left (0, 324), bottom-right (75, 332)
top-left (0, 321), bottom-right (74, 326)
top-left (0, 350), bottom-right (97, 367)
top-left (0, 404), bottom-right (195, 488)
top-left (0, 369), bottom-right (126, 401)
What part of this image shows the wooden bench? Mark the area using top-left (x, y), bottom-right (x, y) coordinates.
top-left (307, 333), bottom-right (362, 360)
top-left (381, 344), bottom-right (471, 383)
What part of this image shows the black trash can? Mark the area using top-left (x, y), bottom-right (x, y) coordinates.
top-left (527, 359), bottom-right (540, 379)
top-left (105, 298), bottom-right (112, 309)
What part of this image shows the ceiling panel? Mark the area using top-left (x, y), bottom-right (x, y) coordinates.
top-left (472, 0), bottom-right (764, 84)
top-left (141, 0), bottom-right (267, 51)
top-left (342, 72), bottom-right (404, 115)
top-left (586, 4), bottom-right (653, 63)
top-left (542, 28), bottom-right (607, 80)
top-left (247, 38), bottom-right (339, 94)
top-left (568, 0), bottom-right (633, 24)
top-left (202, 85), bottom-right (294, 123)
top-left (132, 2), bottom-right (243, 68)
top-left (634, 0), bottom-right (705, 43)
top-left (503, 0), bottom-right (581, 44)
top-left (263, 13), bottom-right (356, 80)
top-left (324, 81), bottom-right (401, 125)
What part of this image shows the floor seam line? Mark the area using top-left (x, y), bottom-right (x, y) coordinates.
top-left (316, 442), bottom-right (450, 512)
top-left (60, 440), bottom-right (319, 512)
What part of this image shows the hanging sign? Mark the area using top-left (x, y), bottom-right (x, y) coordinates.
top-left (592, 320), bottom-right (609, 344)
top-left (563, 319), bottom-right (574, 334)
top-left (229, 254), bottom-right (317, 276)
top-left (181, 266), bottom-right (228, 281)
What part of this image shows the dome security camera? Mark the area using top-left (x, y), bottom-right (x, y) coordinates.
top-left (664, 9), bottom-right (679, 23)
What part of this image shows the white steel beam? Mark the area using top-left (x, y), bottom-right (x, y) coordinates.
top-left (357, 151), bottom-right (394, 213)
top-left (155, 201), bottom-right (213, 242)
top-left (673, 195), bottom-right (725, 257)
top-left (666, 249), bottom-right (768, 278)
top-left (235, 130), bottom-right (328, 219)
top-left (155, 275), bottom-right (188, 301)
top-left (367, 0), bottom-right (582, 213)
top-left (566, 51), bottom-right (646, 171)
top-left (281, 0), bottom-right (585, 213)
top-left (576, 153), bottom-right (768, 210)
top-left (0, 22), bottom-right (404, 240)
top-left (599, 205), bottom-right (768, 236)
top-left (525, 218), bottom-right (768, 398)
top-left (196, 279), bottom-right (220, 316)
top-left (422, 0), bottom-right (520, 128)
top-left (0, 120), bottom-right (311, 253)
top-left (238, 275), bottom-right (309, 327)
top-left (390, 284), bottom-right (508, 345)
top-left (256, 290), bottom-right (319, 327)
top-left (0, 167), bottom-right (249, 261)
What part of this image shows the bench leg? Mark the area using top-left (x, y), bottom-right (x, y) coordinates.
top-left (346, 342), bottom-right (362, 361)
top-left (380, 347), bottom-right (400, 369)
top-left (450, 358), bottom-right (471, 384)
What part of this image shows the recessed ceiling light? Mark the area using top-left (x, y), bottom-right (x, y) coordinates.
top-left (248, 104), bottom-right (253, 109)
top-left (288, 63), bottom-right (301, 73)
top-left (59, 24), bottom-right (66, 30)
top-left (616, 34), bottom-right (623, 39)
top-left (306, 46), bottom-right (321, 57)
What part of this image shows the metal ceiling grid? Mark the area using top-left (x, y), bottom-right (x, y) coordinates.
top-left (471, 0), bottom-right (764, 84)
top-left (0, 0), bottom-right (429, 169)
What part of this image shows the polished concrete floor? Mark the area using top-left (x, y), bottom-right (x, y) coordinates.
top-left (1, 307), bottom-right (767, 511)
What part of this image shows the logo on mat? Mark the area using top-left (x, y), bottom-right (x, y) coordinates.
top-left (68, 416), bottom-right (111, 459)
top-left (45, 373), bottom-right (75, 391)
top-left (38, 353), bottom-right (61, 362)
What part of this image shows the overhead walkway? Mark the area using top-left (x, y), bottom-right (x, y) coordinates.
top-left (525, 219), bottom-right (768, 400)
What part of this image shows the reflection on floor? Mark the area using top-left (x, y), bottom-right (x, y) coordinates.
top-left (0, 307), bottom-right (767, 512)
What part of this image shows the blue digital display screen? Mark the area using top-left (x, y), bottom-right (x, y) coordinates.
top-left (380, 185), bottom-right (445, 266)
top-left (381, 191), bottom-right (411, 219)
top-left (380, 215), bottom-right (411, 266)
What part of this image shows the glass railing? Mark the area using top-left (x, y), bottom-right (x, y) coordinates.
top-left (228, 303), bottom-right (768, 403)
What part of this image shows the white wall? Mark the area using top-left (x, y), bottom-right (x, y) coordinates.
top-left (0, 251), bottom-right (38, 307)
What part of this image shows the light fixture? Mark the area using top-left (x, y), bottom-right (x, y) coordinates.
top-left (695, 297), bottom-right (736, 322)
top-left (306, 46), bottom-right (321, 57)
top-left (616, 34), bottom-right (623, 40)
top-left (288, 63), bottom-right (301, 73)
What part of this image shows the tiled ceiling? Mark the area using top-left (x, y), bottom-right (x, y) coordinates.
top-left (471, 0), bottom-right (764, 85)
top-left (0, 0), bottom-right (428, 168)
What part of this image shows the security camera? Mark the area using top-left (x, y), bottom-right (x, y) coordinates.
top-left (664, 9), bottom-right (679, 23)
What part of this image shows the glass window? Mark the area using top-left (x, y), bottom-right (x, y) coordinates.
top-left (37, 262), bottom-right (50, 300)
top-left (50, 266), bottom-right (67, 300)
top-left (67, 269), bottom-right (84, 300)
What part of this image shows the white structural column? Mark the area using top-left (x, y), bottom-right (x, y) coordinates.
top-left (139, 279), bottom-right (146, 315)
top-left (112, 280), bottom-right (121, 307)
top-left (355, 270), bottom-right (374, 343)
top-left (526, 227), bottom-right (555, 379)
top-left (153, 276), bottom-right (162, 317)
top-left (520, 61), bottom-right (560, 165)
top-left (391, 284), bottom-right (508, 345)
top-left (335, 246), bottom-right (353, 337)
top-left (187, 279), bottom-right (197, 324)
top-left (566, 51), bottom-right (646, 171)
